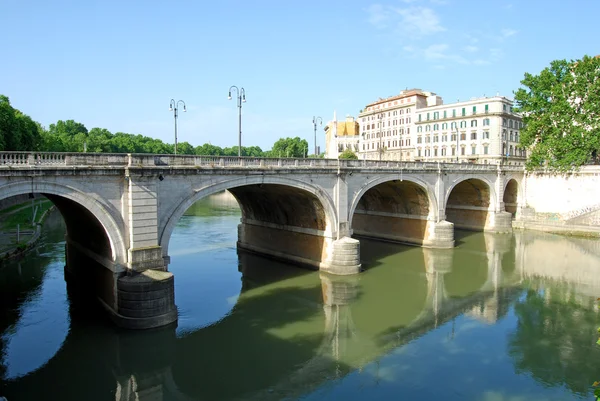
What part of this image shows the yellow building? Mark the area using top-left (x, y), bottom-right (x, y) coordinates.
top-left (324, 112), bottom-right (360, 158)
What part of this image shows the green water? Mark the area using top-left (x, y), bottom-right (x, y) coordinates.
top-left (1, 192), bottom-right (600, 400)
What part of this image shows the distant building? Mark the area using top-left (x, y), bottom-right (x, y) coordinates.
top-left (325, 88), bottom-right (526, 165)
top-left (324, 112), bottom-right (360, 158)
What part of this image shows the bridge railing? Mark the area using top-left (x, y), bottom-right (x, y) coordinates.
top-left (0, 151), bottom-right (526, 172)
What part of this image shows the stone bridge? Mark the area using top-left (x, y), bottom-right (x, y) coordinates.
top-left (0, 152), bottom-right (525, 329)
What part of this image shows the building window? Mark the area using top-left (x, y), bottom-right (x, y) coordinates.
top-left (461, 147), bottom-right (465, 156)
top-left (434, 148), bottom-right (438, 156)
top-left (442, 148), bottom-right (446, 156)
top-left (443, 110), bottom-right (447, 118)
top-left (425, 125), bottom-right (431, 131)
top-left (515, 133), bottom-right (519, 142)
top-left (460, 133), bottom-right (466, 141)
top-left (484, 145), bottom-right (488, 155)
top-left (418, 114), bottom-right (422, 122)
top-left (434, 135), bottom-right (439, 142)
top-left (483, 131), bottom-right (489, 139)
top-left (485, 104), bottom-right (489, 113)
top-left (434, 111), bottom-right (439, 120)
top-left (461, 108), bottom-right (466, 116)
top-left (427, 113), bottom-right (430, 121)
top-left (425, 136), bottom-right (430, 143)
top-left (503, 104), bottom-right (507, 111)
top-left (471, 132), bottom-right (477, 140)
top-left (417, 136), bottom-right (422, 144)
top-left (442, 123), bottom-right (448, 130)
top-left (471, 120), bottom-right (477, 127)
top-left (460, 121), bottom-right (467, 128)
top-left (452, 109), bottom-right (456, 117)
top-left (452, 147), bottom-right (456, 156)
top-left (472, 106), bottom-right (476, 114)
top-left (451, 122), bottom-right (457, 129)
top-left (451, 134), bottom-right (457, 141)
top-left (510, 131), bottom-right (514, 141)
top-left (442, 135), bottom-right (448, 142)
top-left (406, 128), bottom-right (410, 134)
top-left (433, 124), bottom-right (439, 131)
top-left (471, 145), bottom-right (476, 155)
top-left (417, 126), bottom-right (423, 133)
top-left (418, 149), bottom-right (422, 157)
top-left (483, 118), bottom-right (490, 126)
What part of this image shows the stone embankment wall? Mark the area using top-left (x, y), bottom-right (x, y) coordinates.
top-left (519, 166), bottom-right (600, 234)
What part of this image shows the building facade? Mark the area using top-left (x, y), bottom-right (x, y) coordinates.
top-left (325, 89), bottom-right (526, 165)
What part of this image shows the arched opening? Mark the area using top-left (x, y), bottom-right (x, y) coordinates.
top-left (350, 179), bottom-right (433, 247)
top-left (446, 178), bottom-right (491, 231)
top-left (162, 182), bottom-right (333, 270)
top-left (504, 179), bottom-right (519, 218)
top-left (162, 180), bottom-right (336, 332)
top-left (0, 185), bottom-right (124, 315)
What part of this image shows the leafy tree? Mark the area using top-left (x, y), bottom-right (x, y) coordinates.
top-left (195, 143), bottom-right (224, 156)
top-left (176, 141), bottom-right (195, 155)
top-left (514, 55), bottom-right (600, 171)
top-left (271, 137), bottom-right (309, 158)
top-left (339, 149), bottom-right (358, 160)
top-left (0, 95), bottom-right (42, 151)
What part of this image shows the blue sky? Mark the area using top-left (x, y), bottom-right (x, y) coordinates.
top-left (1, 0), bottom-right (599, 151)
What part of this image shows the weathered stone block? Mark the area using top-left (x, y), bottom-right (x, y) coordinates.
top-left (321, 237), bottom-right (361, 275)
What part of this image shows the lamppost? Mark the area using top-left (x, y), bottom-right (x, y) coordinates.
top-left (228, 86), bottom-right (246, 157)
top-left (312, 116), bottom-right (322, 157)
top-left (169, 99), bottom-right (186, 155)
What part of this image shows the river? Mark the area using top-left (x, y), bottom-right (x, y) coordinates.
top-left (1, 191), bottom-right (600, 400)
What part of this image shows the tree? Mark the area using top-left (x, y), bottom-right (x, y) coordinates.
top-left (270, 137), bottom-right (309, 158)
top-left (514, 55), bottom-right (600, 171)
top-left (339, 148), bottom-right (358, 159)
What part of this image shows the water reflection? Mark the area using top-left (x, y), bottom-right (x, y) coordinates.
top-left (2, 193), bottom-right (600, 400)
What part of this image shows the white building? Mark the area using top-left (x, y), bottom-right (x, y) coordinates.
top-left (326, 88), bottom-right (526, 165)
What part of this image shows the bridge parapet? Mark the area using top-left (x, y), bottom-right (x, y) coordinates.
top-left (1, 151), bottom-right (525, 173)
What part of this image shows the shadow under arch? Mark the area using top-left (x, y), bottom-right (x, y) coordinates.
top-left (158, 176), bottom-right (339, 261)
top-left (503, 178), bottom-right (519, 217)
top-left (348, 175), bottom-right (440, 248)
top-left (0, 181), bottom-right (127, 265)
top-left (445, 177), bottom-right (495, 231)
top-left (348, 174), bottom-right (438, 227)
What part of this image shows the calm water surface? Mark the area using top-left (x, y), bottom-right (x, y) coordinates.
top-left (1, 192), bottom-right (600, 400)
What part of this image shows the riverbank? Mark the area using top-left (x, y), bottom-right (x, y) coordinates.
top-left (0, 200), bottom-right (55, 263)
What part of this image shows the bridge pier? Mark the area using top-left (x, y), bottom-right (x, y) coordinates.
top-left (237, 222), bottom-right (361, 275)
top-left (484, 210), bottom-right (513, 233)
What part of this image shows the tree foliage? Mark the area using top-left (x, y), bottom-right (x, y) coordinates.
top-left (515, 55), bottom-right (600, 171)
top-left (0, 95), bottom-right (42, 151)
top-left (339, 148), bottom-right (358, 159)
top-left (269, 137), bottom-right (309, 158)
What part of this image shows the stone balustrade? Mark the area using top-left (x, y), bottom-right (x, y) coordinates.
top-left (0, 151), bottom-right (525, 172)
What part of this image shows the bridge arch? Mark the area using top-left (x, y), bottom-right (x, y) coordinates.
top-left (0, 180), bottom-right (127, 266)
top-left (158, 176), bottom-right (339, 258)
top-left (348, 175), bottom-right (438, 228)
top-left (503, 178), bottom-right (520, 216)
top-left (444, 176), bottom-right (497, 231)
top-left (347, 175), bottom-right (439, 247)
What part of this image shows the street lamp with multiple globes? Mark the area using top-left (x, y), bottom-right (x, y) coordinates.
top-left (312, 116), bottom-right (322, 157)
top-left (169, 99), bottom-right (186, 155)
top-left (228, 86), bottom-right (246, 157)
